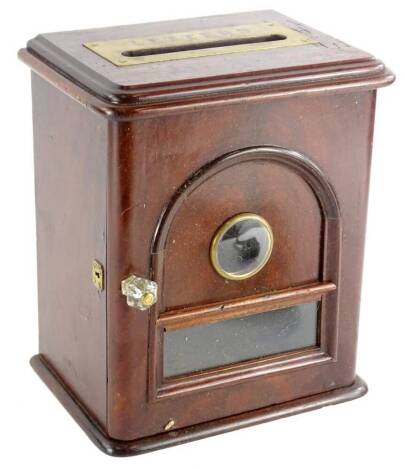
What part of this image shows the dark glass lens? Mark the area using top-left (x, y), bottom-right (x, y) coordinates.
top-left (216, 217), bottom-right (271, 277)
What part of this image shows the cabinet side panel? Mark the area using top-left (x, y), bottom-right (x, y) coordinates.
top-left (31, 73), bottom-right (107, 426)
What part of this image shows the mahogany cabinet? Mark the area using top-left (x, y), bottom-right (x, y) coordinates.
top-left (19, 10), bottom-right (394, 456)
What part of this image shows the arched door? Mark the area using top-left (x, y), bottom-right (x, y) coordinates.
top-left (148, 146), bottom-right (340, 403)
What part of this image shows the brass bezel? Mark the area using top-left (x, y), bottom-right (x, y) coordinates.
top-left (210, 213), bottom-right (274, 281)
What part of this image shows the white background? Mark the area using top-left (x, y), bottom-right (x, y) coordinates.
top-left (1, 0), bottom-right (402, 468)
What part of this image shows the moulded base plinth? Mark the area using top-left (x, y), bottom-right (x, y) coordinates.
top-left (30, 354), bottom-right (368, 457)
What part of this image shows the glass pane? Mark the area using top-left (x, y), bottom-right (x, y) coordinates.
top-left (163, 301), bottom-right (319, 378)
top-left (211, 213), bottom-right (273, 280)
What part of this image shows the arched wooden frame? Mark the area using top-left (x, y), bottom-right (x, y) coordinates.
top-left (148, 146), bottom-right (341, 400)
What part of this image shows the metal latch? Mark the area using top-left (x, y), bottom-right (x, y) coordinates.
top-left (92, 260), bottom-right (104, 291)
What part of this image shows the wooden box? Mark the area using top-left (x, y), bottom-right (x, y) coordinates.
top-left (20, 10), bottom-right (394, 456)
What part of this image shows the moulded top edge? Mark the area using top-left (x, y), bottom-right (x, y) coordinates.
top-left (22, 10), bottom-right (394, 107)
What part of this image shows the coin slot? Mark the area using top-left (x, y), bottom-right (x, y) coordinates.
top-left (121, 34), bottom-right (287, 57)
top-left (83, 22), bottom-right (316, 66)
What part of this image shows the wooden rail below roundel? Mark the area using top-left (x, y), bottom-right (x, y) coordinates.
top-left (159, 282), bottom-right (336, 331)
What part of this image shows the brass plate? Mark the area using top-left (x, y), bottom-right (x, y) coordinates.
top-left (84, 22), bottom-right (316, 67)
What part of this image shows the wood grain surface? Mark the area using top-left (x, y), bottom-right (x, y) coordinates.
top-left (21, 10), bottom-right (394, 449)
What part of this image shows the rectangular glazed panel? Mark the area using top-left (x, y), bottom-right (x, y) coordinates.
top-left (163, 301), bottom-right (319, 377)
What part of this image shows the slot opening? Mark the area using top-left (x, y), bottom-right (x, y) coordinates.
top-left (121, 34), bottom-right (287, 58)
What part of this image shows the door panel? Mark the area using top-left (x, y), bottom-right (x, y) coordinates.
top-left (148, 147), bottom-right (340, 403)
top-left (163, 159), bottom-right (322, 310)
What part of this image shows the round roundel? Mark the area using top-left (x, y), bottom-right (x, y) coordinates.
top-left (210, 213), bottom-right (274, 281)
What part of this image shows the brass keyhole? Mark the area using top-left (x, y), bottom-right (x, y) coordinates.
top-left (92, 260), bottom-right (104, 291)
